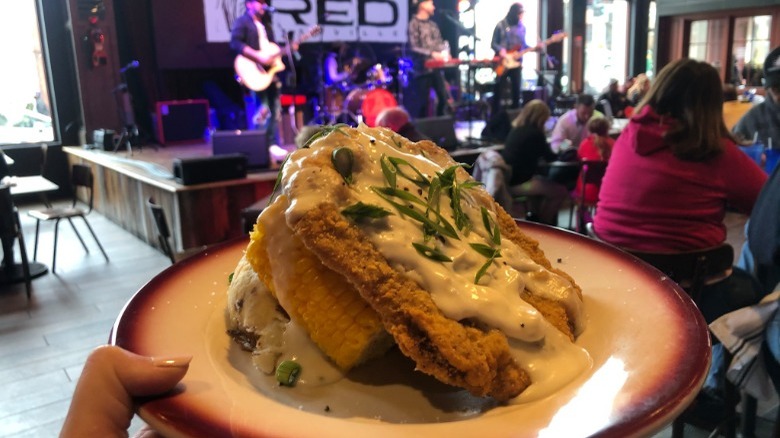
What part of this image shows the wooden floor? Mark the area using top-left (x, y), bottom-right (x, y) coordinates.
top-left (0, 200), bottom-right (776, 436)
top-left (0, 200), bottom-right (170, 436)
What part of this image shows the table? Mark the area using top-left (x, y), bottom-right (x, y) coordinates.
top-left (6, 175), bottom-right (59, 207)
top-left (0, 176), bottom-right (59, 286)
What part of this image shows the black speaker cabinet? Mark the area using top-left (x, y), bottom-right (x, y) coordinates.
top-left (156, 99), bottom-right (210, 144)
top-left (212, 129), bottom-right (269, 169)
top-left (92, 129), bottom-right (115, 150)
top-left (172, 154), bottom-right (248, 185)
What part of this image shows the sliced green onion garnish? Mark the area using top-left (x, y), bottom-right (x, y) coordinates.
top-left (341, 202), bottom-right (392, 220)
top-left (412, 242), bottom-right (453, 262)
top-left (275, 360), bottom-right (301, 386)
top-left (331, 147), bottom-right (354, 184)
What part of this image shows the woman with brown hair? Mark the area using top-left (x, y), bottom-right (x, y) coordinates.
top-left (501, 99), bottom-right (568, 225)
top-left (594, 58), bottom-right (766, 254)
top-left (593, 58), bottom-right (767, 323)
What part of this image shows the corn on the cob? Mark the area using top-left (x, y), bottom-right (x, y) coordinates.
top-left (245, 197), bottom-right (393, 371)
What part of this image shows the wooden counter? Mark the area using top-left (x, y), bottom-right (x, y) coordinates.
top-left (64, 147), bottom-right (276, 254)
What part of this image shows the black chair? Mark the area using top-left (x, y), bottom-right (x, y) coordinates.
top-left (588, 223), bottom-right (741, 437)
top-left (27, 164), bottom-right (109, 273)
top-left (146, 197), bottom-right (176, 264)
top-left (0, 186), bottom-right (32, 298)
top-left (569, 160), bottom-right (607, 231)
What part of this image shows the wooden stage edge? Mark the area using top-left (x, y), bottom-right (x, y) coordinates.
top-left (64, 143), bottom-right (277, 254)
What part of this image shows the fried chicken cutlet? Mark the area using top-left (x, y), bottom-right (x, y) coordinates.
top-left (230, 124), bottom-right (586, 402)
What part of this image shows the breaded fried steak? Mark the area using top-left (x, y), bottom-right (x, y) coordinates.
top-left (228, 124), bottom-right (586, 402)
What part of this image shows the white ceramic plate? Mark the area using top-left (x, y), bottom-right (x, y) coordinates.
top-left (111, 222), bottom-right (710, 438)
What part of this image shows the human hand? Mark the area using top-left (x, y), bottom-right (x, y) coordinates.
top-left (60, 345), bottom-right (191, 438)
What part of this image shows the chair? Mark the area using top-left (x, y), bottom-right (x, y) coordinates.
top-left (569, 160), bottom-right (607, 232)
top-left (589, 223), bottom-right (740, 436)
top-left (146, 197), bottom-right (176, 264)
top-left (0, 186), bottom-right (32, 299)
top-left (28, 164), bottom-right (109, 273)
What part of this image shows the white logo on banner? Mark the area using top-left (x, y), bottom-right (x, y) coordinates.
top-left (203, 0), bottom-right (408, 44)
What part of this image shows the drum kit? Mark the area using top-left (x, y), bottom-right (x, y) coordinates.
top-left (320, 51), bottom-right (406, 127)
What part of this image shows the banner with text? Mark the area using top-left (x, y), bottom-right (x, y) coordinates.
top-left (204, 0), bottom-right (408, 44)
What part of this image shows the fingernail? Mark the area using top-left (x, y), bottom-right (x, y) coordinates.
top-left (152, 355), bottom-right (192, 368)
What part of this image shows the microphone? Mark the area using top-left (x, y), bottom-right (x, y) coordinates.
top-left (261, 5), bottom-right (276, 13)
top-left (120, 60), bottom-right (139, 73)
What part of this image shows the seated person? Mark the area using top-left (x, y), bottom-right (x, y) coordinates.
top-left (0, 153), bottom-right (14, 274)
top-left (549, 94), bottom-right (602, 189)
top-left (550, 93), bottom-right (601, 154)
top-left (501, 99), bottom-right (568, 226)
top-left (732, 46), bottom-right (780, 149)
top-left (721, 83), bottom-right (751, 132)
top-left (375, 106), bottom-right (429, 142)
top-left (593, 58), bottom-right (767, 323)
top-left (626, 73), bottom-right (650, 106)
top-left (573, 117), bottom-right (614, 205)
top-left (596, 79), bottom-right (628, 118)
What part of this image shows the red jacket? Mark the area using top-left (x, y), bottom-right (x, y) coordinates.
top-left (574, 134), bottom-right (614, 204)
top-left (593, 105), bottom-right (767, 252)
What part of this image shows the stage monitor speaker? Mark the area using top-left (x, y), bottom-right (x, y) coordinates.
top-left (414, 115), bottom-right (459, 151)
top-left (92, 129), bottom-right (115, 151)
top-left (156, 99), bottom-right (210, 145)
top-left (212, 129), bottom-right (269, 169)
top-left (172, 154), bottom-right (247, 185)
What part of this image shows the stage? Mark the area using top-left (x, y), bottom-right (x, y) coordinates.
top-left (63, 142), bottom-right (278, 255)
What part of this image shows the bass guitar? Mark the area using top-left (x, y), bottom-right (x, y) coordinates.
top-left (235, 25), bottom-right (321, 92)
top-left (494, 32), bottom-right (567, 76)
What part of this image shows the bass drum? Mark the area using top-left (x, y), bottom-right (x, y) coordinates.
top-left (344, 88), bottom-right (398, 127)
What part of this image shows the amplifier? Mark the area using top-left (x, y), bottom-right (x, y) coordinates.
top-left (92, 129), bottom-right (116, 151)
top-left (156, 99), bottom-right (210, 145)
top-left (172, 154), bottom-right (248, 185)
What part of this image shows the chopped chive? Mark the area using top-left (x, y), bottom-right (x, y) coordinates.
top-left (341, 202), bottom-right (392, 220)
top-left (412, 242), bottom-right (453, 262)
top-left (373, 189), bottom-right (459, 240)
top-left (373, 186), bottom-right (428, 207)
top-left (228, 272), bottom-right (234, 285)
top-left (475, 258), bottom-right (494, 284)
top-left (480, 207), bottom-right (501, 245)
top-left (470, 243), bottom-right (500, 258)
top-left (387, 156), bottom-right (430, 187)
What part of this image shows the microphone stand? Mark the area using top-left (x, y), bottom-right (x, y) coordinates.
top-left (282, 30), bottom-right (300, 137)
top-left (312, 34), bottom-right (331, 125)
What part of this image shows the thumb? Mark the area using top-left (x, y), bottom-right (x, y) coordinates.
top-left (60, 345), bottom-right (190, 438)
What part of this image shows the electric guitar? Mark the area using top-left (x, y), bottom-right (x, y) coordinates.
top-left (235, 25), bottom-right (321, 91)
top-left (494, 32), bottom-right (567, 76)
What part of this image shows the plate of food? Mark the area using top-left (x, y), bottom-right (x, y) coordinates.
top-left (112, 125), bottom-right (710, 438)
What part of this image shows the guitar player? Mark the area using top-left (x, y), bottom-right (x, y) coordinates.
top-left (408, 0), bottom-right (453, 118)
top-left (230, 0), bottom-right (298, 147)
top-left (491, 3), bottom-right (540, 114)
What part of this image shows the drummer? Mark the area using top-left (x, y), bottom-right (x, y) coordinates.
top-left (324, 42), bottom-right (351, 89)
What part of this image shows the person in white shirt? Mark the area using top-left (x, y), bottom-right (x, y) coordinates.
top-left (549, 94), bottom-right (601, 154)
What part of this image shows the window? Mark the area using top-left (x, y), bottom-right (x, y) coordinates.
top-left (732, 15), bottom-right (772, 86)
top-left (0, 2), bottom-right (56, 145)
top-left (646, 1), bottom-right (656, 78)
top-left (583, 0), bottom-right (628, 96)
top-left (687, 19), bottom-right (727, 74)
